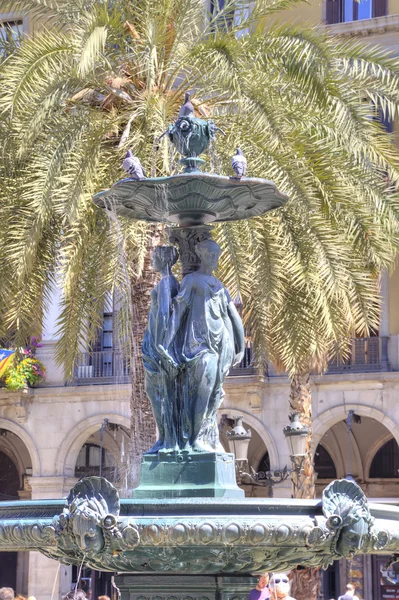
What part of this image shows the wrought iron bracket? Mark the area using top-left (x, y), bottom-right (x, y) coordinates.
top-left (235, 457), bottom-right (306, 497)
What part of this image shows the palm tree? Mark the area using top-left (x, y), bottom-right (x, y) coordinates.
top-left (0, 2), bottom-right (399, 595)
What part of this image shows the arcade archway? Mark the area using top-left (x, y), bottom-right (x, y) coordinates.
top-left (0, 429), bottom-right (33, 593)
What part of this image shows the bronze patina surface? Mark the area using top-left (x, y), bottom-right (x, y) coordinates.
top-left (93, 173), bottom-right (288, 227)
top-left (0, 478), bottom-right (398, 574)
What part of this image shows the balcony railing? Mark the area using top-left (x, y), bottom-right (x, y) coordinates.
top-left (228, 340), bottom-right (256, 376)
top-left (72, 337), bottom-right (389, 384)
top-left (74, 350), bottom-right (131, 384)
top-left (73, 343), bottom-right (256, 385)
top-left (326, 337), bottom-right (389, 374)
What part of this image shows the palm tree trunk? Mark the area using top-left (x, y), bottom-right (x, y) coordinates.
top-left (289, 568), bottom-right (321, 600)
top-left (128, 231), bottom-right (160, 489)
top-left (289, 372), bottom-right (315, 499)
top-left (289, 372), bottom-right (320, 600)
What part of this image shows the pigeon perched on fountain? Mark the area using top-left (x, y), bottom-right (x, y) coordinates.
top-left (231, 148), bottom-right (247, 178)
top-left (178, 92), bottom-right (194, 118)
top-left (122, 149), bottom-right (146, 180)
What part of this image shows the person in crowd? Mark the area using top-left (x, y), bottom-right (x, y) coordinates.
top-left (248, 573), bottom-right (271, 600)
top-left (268, 573), bottom-right (295, 600)
top-left (0, 589), bottom-right (14, 600)
top-left (338, 584), bottom-right (359, 600)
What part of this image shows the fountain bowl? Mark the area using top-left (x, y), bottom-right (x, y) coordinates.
top-left (0, 478), bottom-right (398, 576)
top-left (93, 173), bottom-right (288, 226)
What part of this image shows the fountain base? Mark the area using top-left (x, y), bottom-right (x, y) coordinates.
top-left (0, 478), bottom-right (397, 574)
top-left (133, 452), bottom-right (244, 499)
top-left (115, 573), bottom-right (256, 600)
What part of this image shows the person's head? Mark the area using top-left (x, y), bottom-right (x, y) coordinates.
top-left (151, 246), bottom-right (178, 273)
top-left (346, 584), bottom-right (355, 595)
top-left (195, 239), bottom-right (221, 270)
top-left (62, 590), bottom-right (87, 600)
top-left (269, 574), bottom-right (290, 599)
top-left (257, 574), bottom-right (269, 589)
top-left (0, 589), bottom-right (14, 600)
top-left (15, 596), bottom-right (26, 600)
top-left (98, 596), bottom-right (110, 600)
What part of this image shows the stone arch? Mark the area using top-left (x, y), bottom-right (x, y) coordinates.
top-left (312, 405), bottom-right (399, 480)
top-left (365, 431), bottom-right (396, 478)
top-left (56, 413), bottom-right (130, 477)
top-left (0, 418), bottom-right (40, 475)
top-left (75, 428), bottom-right (124, 477)
top-left (317, 428), bottom-right (363, 479)
top-left (217, 408), bottom-right (279, 470)
top-left (312, 404), bottom-right (399, 450)
top-left (0, 438), bottom-right (25, 483)
top-left (315, 438), bottom-right (341, 479)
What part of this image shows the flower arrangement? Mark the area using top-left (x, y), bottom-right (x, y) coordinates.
top-left (5, 356), bottom-right (46, 390)
top-left (1, 337), bottom-right (45, 390)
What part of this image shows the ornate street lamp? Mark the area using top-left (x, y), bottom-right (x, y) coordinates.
top-left (226, 411), bottom-right (309, 497)
top-left (225, 415), bottom-right (252, 473)
top-left (283, 411), bottom-right (310, 470)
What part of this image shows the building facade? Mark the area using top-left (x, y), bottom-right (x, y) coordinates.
top-left (1, 1), bottom-right (399, 600)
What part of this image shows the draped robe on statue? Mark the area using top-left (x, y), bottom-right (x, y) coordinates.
top-left (168, 272), bottom-right (237, 451)
top-left (142, 274), bottom-right (180, 452)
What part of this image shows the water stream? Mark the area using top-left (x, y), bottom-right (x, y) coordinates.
top-left (169, 143), bottom-right (179, 176)
top-left (209, 137), bottom-right (222, 175)
top-left (74, 554), bottom-right (86, 598)
top-left (50, 563), bottom-right (60, 600)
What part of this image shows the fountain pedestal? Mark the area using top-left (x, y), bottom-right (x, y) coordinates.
top-left (134, 452), bottom-right (244, 499)
top-left (115, 574), bottom-right (257, 600)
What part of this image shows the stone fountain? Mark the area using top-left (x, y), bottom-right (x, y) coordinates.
top-left (1, 99), bottom-right (399, 600)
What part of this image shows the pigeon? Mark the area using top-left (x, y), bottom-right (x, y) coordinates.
top-left (231, 148), bottom-right (247, 178)
top-left (122, 149), bottom-right (146, 180)
top-left (178, 92), bottom-right (194, 118)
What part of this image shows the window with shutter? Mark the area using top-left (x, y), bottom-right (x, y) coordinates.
top-left (326, 0), bottom-right (341, 24)
top-left (325, 0), bottom-right (387, 23)
top-left (210, 1), bottom-right (239, 31)
top-left (370, 438), bottom-right (399, 478)
top-left (0, 20), bottom-right (23, 56)
top-left (0, 20), bottom-right (23, 42)
top-left (373, 0), bottom-right (387, 17)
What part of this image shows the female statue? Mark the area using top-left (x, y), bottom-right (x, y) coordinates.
top-left (161, 239), bottom-right (245, 452)
top-left (142, 245), bottom-right (180, 453)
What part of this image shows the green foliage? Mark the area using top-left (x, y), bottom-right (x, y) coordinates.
top-left (0, 0), bottom-right (398, 377)
top-left (3, 357), bottom-right (46, 390)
